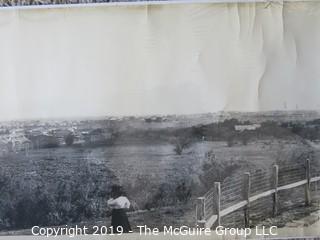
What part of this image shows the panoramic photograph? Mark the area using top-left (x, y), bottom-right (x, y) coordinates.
top-left (0, 110), bottom-right (320, 235)
top-left (1, 1), bottom-right (320, 238)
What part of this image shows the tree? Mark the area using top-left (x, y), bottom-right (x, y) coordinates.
top-left (227, 135), bottom-right (235, 147)
top-left (240, 130), bottom-right (250, 145)
top-left (65, 133), bottom-right (74, 146)
top-left (171, 135), bottom-right (192, 155)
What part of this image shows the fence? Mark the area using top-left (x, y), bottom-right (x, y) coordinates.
top-left (195, 159), bottom-right (320, 228)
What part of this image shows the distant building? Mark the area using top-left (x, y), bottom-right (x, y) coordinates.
top-left (235, 124), bottom-right (261, 132)
top-left (8, 136), bottom-right (32, 153)
top-left (145, 116), bottom-right (163, 123)
top-left (85, 128), bottom-right (113, 145)
top-left (28, 134), bottom-right (59, 149)
top-left (1, 131), bottom-right (32, 153)
top-left (49, 128), bottom-right (73, 146)
top-left (0, 128), bottom-right (9, 135)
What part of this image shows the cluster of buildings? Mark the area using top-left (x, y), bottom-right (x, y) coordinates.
top-left (0, 121), bottom-right (115, 157)
top-left (234, 124), bottom-right (261, 132)
top-left (0, 129), bottom-right (32, 156)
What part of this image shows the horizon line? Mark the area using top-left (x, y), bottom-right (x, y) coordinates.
top-left (1, 109), bottom-right (320, 123)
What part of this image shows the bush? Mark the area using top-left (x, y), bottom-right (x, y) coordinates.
top-left (199, 151), bottom-right (240, 190)
top-left (175, 182), bottom-right (191, 203)
top-left (0, 165), bottom-right (109, 230)
top-left (171, 136), bottom-right (192, 155)
top-left (65, 133), bottom-right (75, 146)
top-left (227, 135), bottom-right (235, 147)
top-left (144, 182), bottom-right (193, 209)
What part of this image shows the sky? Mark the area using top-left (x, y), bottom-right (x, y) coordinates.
top-left (0, 2), bottom-right (320, 120)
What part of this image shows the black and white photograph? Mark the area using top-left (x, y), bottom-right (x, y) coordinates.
top-left (1, 110), bottom-right (320, 237)
top-left (0, 0), bottom-right (320, 239)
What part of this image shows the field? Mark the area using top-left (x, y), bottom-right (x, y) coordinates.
top-left (1, 112), bottom-right (320, 232)
top-left (0, 139), bottom-right (310, 197)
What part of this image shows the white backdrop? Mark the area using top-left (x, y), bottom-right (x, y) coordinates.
top-left (0, 1), bottom-right (320, 120)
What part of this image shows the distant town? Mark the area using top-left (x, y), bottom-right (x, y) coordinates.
top-left (1, 110), bottom-right (320, 157)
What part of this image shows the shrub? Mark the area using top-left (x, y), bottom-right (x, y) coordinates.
top-left (199, 151), bottom-right (240, 190)
top-left (171, 136), bottom-right (192, 155)
top-left (175, 182), bottom-right (192, 203)
top-left (65, 133), bottom-right (75, 146)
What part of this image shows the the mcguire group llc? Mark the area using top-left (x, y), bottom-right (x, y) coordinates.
top-left (31, 224), bottom-right (278, 237)
top-left (137, 225), bottom-right (278, 237)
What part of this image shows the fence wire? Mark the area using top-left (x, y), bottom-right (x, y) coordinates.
top-left (278, 163), bottom-right (306, 187)
top-left (221, 172), bottom-right (244, 209)
top-left (198, 160), bottom-right (320, 228)
top-left (203, 187), bottom-right (216, 220)
top-left (250, 169), bottom-right (274, 222)
top-left (311, 158), bottom-right (320, 178)
top-left (251, 169), bottom-right (272, 194)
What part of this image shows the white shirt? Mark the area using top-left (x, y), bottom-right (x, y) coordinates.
top-left (107, 196), bottom-right (130, 209)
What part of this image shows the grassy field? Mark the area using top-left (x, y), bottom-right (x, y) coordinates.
top-left (2, 112), bottom-right (320, 232)
top-left (1, 138), bottom-right (309, 196)
top-left (0, 135), bottom-right (314, 229)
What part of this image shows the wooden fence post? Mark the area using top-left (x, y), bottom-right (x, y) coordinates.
top-left (214, 182), bottom-right (221, 226)
top-left (272, 164), bottom-right (279, 217)
top-left (196, 197), bottom-right (205, 227)
top-left (243, 172), bottom-right (251, 228)
top-left (305, 158), bottom-right (311, 206)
